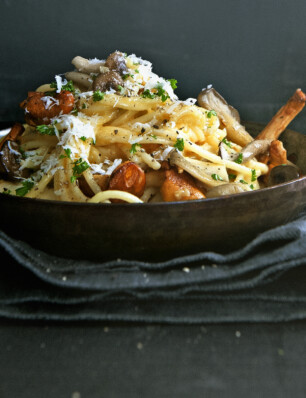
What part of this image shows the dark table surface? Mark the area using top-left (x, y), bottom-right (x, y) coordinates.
top-left (1, 319), bottom-right (306, 397)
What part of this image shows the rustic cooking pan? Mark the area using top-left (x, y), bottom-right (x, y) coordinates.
top-left (0, 122), bottom-right (305, 262)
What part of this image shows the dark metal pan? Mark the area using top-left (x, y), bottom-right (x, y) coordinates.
top-left (0, 122), bottom-right (305, 261)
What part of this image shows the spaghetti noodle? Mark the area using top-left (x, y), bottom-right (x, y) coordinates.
top-left (0, 51), bottom-right (270, 203)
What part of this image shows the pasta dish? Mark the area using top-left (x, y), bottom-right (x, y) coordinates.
top-left (0, 51), bottom-right (304, 203)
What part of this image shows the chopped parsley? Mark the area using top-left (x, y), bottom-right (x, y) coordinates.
top-left (150, 134), bottom-right (157, 139)
top-left (130, 143), bottom-right (141, 154)
top-left (207, 110), bottom-right (217, 118)
top-left (122, 73), bottom-right (134, 80)
top-left (50, 80), bottom-right (75, 93)
top-left (2, 188), bottom-right (11, 195)
top-left (142, 89), bottom-right (155, 99)
top-left (156, 83), bottom-right (169, 102)
top-left (71, 108), bottom-right (78, 116)
top-left (135, 69), bottom-right (139, 73)
top-left (80, 136), bottom-right (87, 142)
top-left (15, 180), bottom-right (34, 197)
top-left (117, 85), bottom-right (124, 93)
top-left (93, 90), bottom-right (105, 101)
top-left (235, 153), bottom-right (243, 164)
top-left (174, 138), bottom-right (185, 151)
top-left (82, 103), bottom-right (88, 109)
top-left (60, 148), bottom-right (72, 159)
top-left (228, 174), bottom-right (236, 180)
top-left (212, 174), bottom-right (223, 181)
top-left (250, 184), bottom-right (254, 190)
top-left (168, 79), bottom-right (178, 90)
top-left (239, 179), bottom-right (248, 184)
top-left (71, 158), bottom-right (90, 183)
top-left (221, 137), bottom-right (232, 148)
top-left (36, 125), bottom-right (56, 136)
top-left (19, 147), bottom-right (26, 159)
top-left (251, 169), bottom-right (257, 182)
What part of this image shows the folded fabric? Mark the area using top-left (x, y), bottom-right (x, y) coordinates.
top-left (1, 213), bottom-right (306, 323)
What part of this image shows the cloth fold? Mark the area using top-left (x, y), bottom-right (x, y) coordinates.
top-left (1, 213), bottom-right (306, 323)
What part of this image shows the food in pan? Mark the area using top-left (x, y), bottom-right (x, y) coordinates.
top-left (0, 51), bottom-right (305, 203)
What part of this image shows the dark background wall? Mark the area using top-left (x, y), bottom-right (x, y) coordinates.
top-left (1, 0), bottom-right (306, 131)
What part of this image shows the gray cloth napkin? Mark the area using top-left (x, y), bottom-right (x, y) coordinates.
top-left (1, 213), bottom-right (306, 323)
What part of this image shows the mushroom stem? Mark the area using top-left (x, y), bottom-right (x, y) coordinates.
top-left (256, 89), bottom-right (306, 141)
top-left (71, 56), bottom-right (105, 73)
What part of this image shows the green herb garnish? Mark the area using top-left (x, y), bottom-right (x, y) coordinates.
top-left (93, 90), bottom-right (105, 101)
top-left (70, 158), bottom-right (90, 183)
top-left (156, 83), bottom-right (169, 102)
top-left (59, 148), bottom-right (72, 159)
top-left (36, 125), bottom-right (56, 136)
top-left (168, 79), bottom-right (178, 90)
top-left (250, 184), bottom-right (254, 190)
top-left (122, 73), bottom-right (134, 80)
top-left (2, 188), bottom-right (11, 195)
top-left (80, 136), bottom-right (87, 142)
top-left (15, 180), bottom-right (34, 197)
top-left (117, 85), bottom-right (124, 93)
top-left (71, 108), bottom-right (78, 116)
top-left (130, 143), bottom-right (142, 154)
top-left (228, 174), bottom-right (236, 180)
top-left (221, 137), bottom-right (232, 148)
top-left (207, 110), bottom-right (217, 118)
top-left (50, 80), bottom-right (75, 93)
top-left (239, 179), bottom-right (248, 184)
top-left (235, 153), bottom-right (243, 164)
top-left (212, 174), bottom-right (223, 181)
top-left (251, 169), bottom-right (257, 182)
top-left (174, 138), bottom-right (185, 151)
top-left (142, 89), bottom-right (156, 99)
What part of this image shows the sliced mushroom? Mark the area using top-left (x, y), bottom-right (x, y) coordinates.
top-left (105, 51), bottom-right (128, 76)
top-left (218, 141), bottom-right (238, 161)
top-left (65, 71), bottom-right (92, 90)
top-left (0, 141), bottom-right (29, 181)
top-left (234, 139), bottom-right (271, 163)
top-left (197, 87), bottom-right (253, 147)
top-left (169, 149), bottom-right (227, 187)
top-left (267, 165), bottom-right (300, 186)
top-left (206, 183), bottom-right (250, 198)
top-left (92, 71), bottom-right (124, 92)
top-left (71, 56), bottom-right (105, 73)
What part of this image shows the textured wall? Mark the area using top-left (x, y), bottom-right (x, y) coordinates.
top-left (1, 0), bottom-right (306, 131)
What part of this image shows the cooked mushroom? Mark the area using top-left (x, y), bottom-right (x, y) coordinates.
top-left (71, 56), bottom-right (105, 73)
top-left (0, 123), bottom-right (24, 151)
top-left (0, 141), bottom-right (28, 181)
top-left (161, 168), bottom-right (205, 201)
top-left (92, 71), bottom-right (124, 92)
top-left (105, 51), bottom-right (128, 75)
top-left (197, 87), bottom-right (253, 147)
top-left (206, 183), bottom-right (250, 198)
top-left (267, 165), bottom-right (300, 186)
top-left (65, 71), bottom-right (92, 90)
top-left (169, 149), bottom-right (227, 187)
top-left (20, 91), bottom-right (75, 126)
top-left (218, 141), bottom-right (238, 161)
top-left (234, 139), bottom-right (271, 163)
top-left (109, 161), bottom-right (146, 198)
